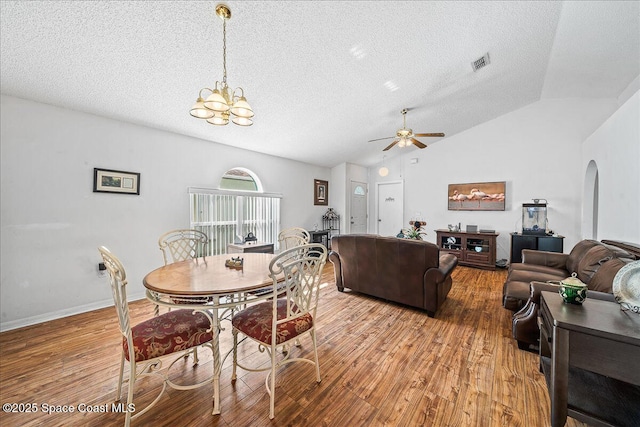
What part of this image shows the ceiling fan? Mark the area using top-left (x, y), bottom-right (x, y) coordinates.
top-left (368, 108), bottom-right (444, 151)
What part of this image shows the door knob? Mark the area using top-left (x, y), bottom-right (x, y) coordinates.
top-left (378, 219), bottom-right (382, 222)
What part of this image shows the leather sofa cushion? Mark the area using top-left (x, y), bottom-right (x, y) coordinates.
top-left (566, 239), bottom-right (600, 273)
top-left (576, 243), bottom-right (636, 284)
top-left (509, 263), bottom-right (569, 277)
top-left (506, 268), bottom-right (567, 284)
top-left (588, 257), bottom-right (629, 293)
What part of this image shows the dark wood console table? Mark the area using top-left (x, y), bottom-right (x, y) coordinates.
top-left (436, 229), bottom-right (498, 270)
top-left (539, 292), bottom-right (640, 427)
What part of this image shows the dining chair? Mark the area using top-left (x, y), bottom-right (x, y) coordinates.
top-left (158, 228), bottom-right (209, 265)
top-left (98, 246), bottom-right (213, 427)
top-left (277, 227), bottom-right (310, 251)
top-left (230, 243), bottom-right (328, 419)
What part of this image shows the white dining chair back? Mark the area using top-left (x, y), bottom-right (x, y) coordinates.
top-left (230, 243), bottom-right (327, 419)
top-left (277, 227), bottom-right (310, 251)
top-left (158, 229), bottom-right (209, 265)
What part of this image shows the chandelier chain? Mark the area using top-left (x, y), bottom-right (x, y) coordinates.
top-left (222, 18), bottom-right (227, 85)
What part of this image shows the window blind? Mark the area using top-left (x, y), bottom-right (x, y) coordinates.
top-left (189, 187), bottom-right (281, 255)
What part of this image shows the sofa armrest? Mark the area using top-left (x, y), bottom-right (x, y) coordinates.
top-left (529, 280), bottom-right (562, 303)
top-left (521, 250), bottom-right (568, 270)
top-left (512, 281), bottom-right (561, 348)
top-left (425, 253), bottom-right (458, 284)
top-left (586, 290), bottom-right (616, 302)
top-left (328, 251), bottom-right (344, 291)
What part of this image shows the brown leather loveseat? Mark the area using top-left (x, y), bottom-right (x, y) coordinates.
top-left (329, 234), bottom-right (458, 317)
top-left (503, 239), bottom-right (640, 350)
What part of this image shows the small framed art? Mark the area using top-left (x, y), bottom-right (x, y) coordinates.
top-left (314, 179), bottom-right (328, 206)
top-left (93, 168), bottom-right (140, 195)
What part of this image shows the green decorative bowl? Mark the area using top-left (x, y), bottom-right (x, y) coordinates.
top-left (559, 283), bottom-right (588, 304)
top-left (558, 272), bottom-right (588, 304)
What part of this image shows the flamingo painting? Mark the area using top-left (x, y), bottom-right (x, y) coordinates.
top-left (448, 182), bottom-right (506, 211)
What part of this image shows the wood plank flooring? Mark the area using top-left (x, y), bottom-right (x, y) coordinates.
top-left (0, 265), bottom-right (588, 427)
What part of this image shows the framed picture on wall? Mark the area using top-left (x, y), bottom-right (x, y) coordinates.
top-left (93, 168), bottom-right (140, 195)
top-left (314, 179), bottom-right (328, 206)
top-left (447, 181), bottom-right (505, 211)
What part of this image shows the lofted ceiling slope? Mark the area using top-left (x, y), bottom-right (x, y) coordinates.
top-left (1, 1), bottom-right (638, 168)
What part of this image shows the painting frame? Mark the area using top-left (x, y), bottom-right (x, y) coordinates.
top-left (314, 179), bottom-right (328, 206)
top-left (93, 168), bottom-right (140, 195)
top-left (447, 181), bottom-right (505, 211)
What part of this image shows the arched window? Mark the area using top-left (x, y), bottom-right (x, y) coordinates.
top-left (219, 167), bottom-right (263, 192)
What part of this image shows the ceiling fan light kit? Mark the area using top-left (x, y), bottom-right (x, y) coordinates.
top-left (369, 108), bottom-right (444, 151)
top-left (190, 3), bottom-right (254, 127)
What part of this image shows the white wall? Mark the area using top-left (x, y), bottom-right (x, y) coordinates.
top-left (0, 95), bottom-right (330, 330)
top-left (368, 97), bottom-right (633, 261)
top-left (581, 91), bottom-right (640, 242)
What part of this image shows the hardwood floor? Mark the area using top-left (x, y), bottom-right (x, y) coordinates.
top-left (0, 265), bottom-right (588, 427)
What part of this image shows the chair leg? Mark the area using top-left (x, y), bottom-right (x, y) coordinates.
top-left (124, 360), bottom-right (135, 427)
top-left (269, 350), bottom-right (276, 419)
top-left (311, 330), bottom-right (321, 382)
top-left (116, 352), bottom-right (125, 400)
top-left (191, 347), bottom-right (199, 365)
top-left (231, 328), bottom-right (238, 382)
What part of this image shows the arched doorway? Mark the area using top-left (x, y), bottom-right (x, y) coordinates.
top-left (583, 160), bottom-right (599, 239)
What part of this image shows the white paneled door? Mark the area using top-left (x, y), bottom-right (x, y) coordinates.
top-left (350, 181), bottom-right (367, 233)
top-left (376, 181), bottom-right (403, 237)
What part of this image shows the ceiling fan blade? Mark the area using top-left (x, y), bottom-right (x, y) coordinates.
top-left (411, 138), bottom-right (427, 149)
top-left (368, 136), bottom-right (396, 143)
top-left (414, 132), bottom-right (445, 137)
top-left (383, 140), bottom-right (399, 151)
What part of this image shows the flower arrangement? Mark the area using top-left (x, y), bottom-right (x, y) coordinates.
top-left (398, 220), bottom-right (427, 240)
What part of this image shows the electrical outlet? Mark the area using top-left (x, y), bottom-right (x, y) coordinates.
top-left (98, 262), bottom-right (107, 278)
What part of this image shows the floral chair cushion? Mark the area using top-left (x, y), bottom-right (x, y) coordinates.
top-left (123, 309), bottom-right (212, 362)
top-left (231, 299), bottom-right (313, 346)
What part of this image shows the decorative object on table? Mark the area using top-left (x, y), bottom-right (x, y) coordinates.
top-left (612, 260), bottom-right (640, 313)
top-left (522, 199), bottom-right (548, 235)
top-left (244, 232), bottom-right (257, 243)
top-left (401, 220), bottom-right (427, 240)
top-left (558, 273), bottom-right (588, 304)
top-left (466, 225), bottom-right (478, 233)
top-left (225, 256), bottom-right (244, 269)
top-left (189, 3), bottom-right (254, 126)
top-left (448, 223), bottom-right (461, 232)
top-left (447, 181), bottom-right (505, 211)
top-left (93, 168), bottom-right (140, 195)
top-left (368, 108), bottom-right (444, 151)
top-left (314, 179), bottom-right (328, 206)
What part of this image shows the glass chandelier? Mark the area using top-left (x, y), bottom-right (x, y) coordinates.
top-left (190, 3), bottom-right (254, 126)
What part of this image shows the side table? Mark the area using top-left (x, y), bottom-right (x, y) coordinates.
top-left (539, 291), bottom-right (640, 427)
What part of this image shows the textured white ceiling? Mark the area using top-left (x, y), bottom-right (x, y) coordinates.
top-left (1, 1), bottom-right (638, 168)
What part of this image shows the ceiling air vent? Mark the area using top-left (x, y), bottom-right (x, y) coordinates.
top-left (471, 53), bottom-right (490, 72)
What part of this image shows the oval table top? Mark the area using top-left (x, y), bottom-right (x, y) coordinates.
top-left (143, 253), bottom-right (276, 296)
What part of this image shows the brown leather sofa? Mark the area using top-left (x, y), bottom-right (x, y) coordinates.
top-left (329, 234), bottom-right (458, 317)
top-left (503, 239), bottom-right (640, 350)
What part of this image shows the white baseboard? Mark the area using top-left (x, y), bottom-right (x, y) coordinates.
top-left (0, 291), bottom-right (145, 332)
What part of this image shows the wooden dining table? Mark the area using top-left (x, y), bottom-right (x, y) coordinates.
top-left (143, 252), bottom-right (277, 415)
